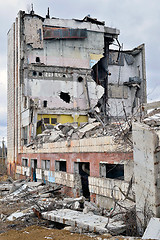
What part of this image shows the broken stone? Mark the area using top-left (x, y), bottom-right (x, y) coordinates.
top-left (71, 132), bottom-right (79, 140)
top-left (61, 126), bottom-right (73, 135)
top-left (78, 122), bottom-right (101, 138)
top-left (67, 129), bottom-right (74, 137)
top-left (40, 193), bottom-right (53, 198)
top-left (48, 131), bottom-right (61, 142)
top-left (88, 118), bottom-right (97, 124)
top-left (72, 201), bottom-right (80, 210)
top-left (7, 210), bottom-right (26, 221)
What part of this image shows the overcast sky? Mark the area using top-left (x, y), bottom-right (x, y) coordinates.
top-left (0, 0), bottom-right (160, 144)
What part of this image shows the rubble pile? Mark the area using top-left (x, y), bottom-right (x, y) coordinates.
top-left (32, 118), bottom-right (132, 147)
top-left (0, 177), bottom-right (136, 236)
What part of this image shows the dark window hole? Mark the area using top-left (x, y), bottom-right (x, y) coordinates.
top-left (63, 74), bottom-right (66, 78)
top-left (33, 71), bottom-right (37, 76)
top-left (43, 100), bottom-right (47, 107)
top-left (44, 118), bottom-right (49, 124)
top-left (106, 164), bottom-right (124, 180)
top-left (78, 76), bottom-right (83, 82)
top-left (39, 72), bottom-right (42, 77)
top-left (60, 92), bottom-right (70, 103)
top-left (60, 161), bottom-right (66, 172)
top-left (36, 57), bottom-right (40, 63)
top-left (51, 118), bottom-right (57, 124)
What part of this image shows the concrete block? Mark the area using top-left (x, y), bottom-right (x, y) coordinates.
top-left (142, 218), bottom-right (160, 239)
top-left (42, 209), bottom-right (112, 234)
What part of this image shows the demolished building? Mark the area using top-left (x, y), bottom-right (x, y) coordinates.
top-left (7, 9), bottom-right (146, 209)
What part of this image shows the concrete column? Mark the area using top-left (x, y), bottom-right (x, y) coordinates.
top-left (132, 122), bottom-right (160, 234)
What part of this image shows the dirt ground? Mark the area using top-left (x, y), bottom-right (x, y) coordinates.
top-left (0, 225), bottom-right (142, 240)
top-left (0, 225), bottom-right (98, 240)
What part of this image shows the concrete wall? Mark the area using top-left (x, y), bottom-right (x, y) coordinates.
top-left (24, 15), bottom-right (104, 69)
top-left (108, 48), bottom-right (145, 117)
top-left (7, 23), bottom-right (15, 170)
top-left (133, 122), bottom-right (160, 232)
top-left (23, 136), bottom-right (132, 154)
top-left (24, 75), bottom-right (104, 111)
top-left (15, 135), bottom-right (133, 207)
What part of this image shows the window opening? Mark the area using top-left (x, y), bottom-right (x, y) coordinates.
top-left (36, 57), bottom-right (40, 63)
top-left (78, 76), bottom-right (83, 82)
top-left (22, 158), bottom-right (28, 167)
top-left (51, 118), bottom-right (57, 124)
top-left (55, 160), bottom-right (66, 172)
top-left (41, 160), bottom-right (50, 170)
top-left (100, 163), bottom-right (124, 180)
top-left (33, 71), bottom-right (37, 76)
top-left (44, 118), bottom-right (49, 124)
top-left (60, 91), bottom-right (70, 103)
top-left (39, 72), bottom-right (42, 77)
top-left (43, 100), bottom-right (47, 107)
top-left (23, 126), bottom-right (28, 145)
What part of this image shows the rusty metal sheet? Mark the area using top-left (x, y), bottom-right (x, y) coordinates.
top-left (43, 27), bottom-right (87, 39)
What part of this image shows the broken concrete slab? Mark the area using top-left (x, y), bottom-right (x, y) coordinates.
top-left (7, 210), bottom-right (26, 221)
top-left (142, 218), bottom-right (160, 240)
top-left (42, 209), bottom-right (126, 234)
top-left (78, 122), bottom-right (101, 138)
top-left (48, 131), bottom-right (61, 142)
top-left (26, 182), bottom-right (43, 187)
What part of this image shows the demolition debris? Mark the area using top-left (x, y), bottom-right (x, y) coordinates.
top-left (0, 176), bottom-right (137, 237)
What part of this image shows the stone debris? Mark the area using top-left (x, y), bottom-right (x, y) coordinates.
top-left (31, 119), bottom-right (132, 149)
top-left (42, 209), bottom-right (126, 235)
top-left (0, 177), bottom-right (137, 237)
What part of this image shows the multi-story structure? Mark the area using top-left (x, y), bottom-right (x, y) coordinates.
top-left (7, 9), bottom-right (146, 207)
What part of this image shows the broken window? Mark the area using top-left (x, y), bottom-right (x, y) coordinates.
top-left (39, 72), bottom-right (42, 77)
top-left (55, 160), bottom-right (66, 172)
top-left (33, 71), bottom-right (37, 76)
top-left (41, 160), bottom-right (50, 170)
top-left (78, 76), bottom-right (83, 82)
top-left (43, 100), bottom-right (47, 108)
top-left (44, 118), bottom-right (49, 124)
top-left (22, 126), bottom-right (28, 145)
top-left (22, 158), bottom-right (28, 167)
top-left (100, 163), bottom-right (124, 180)
top-left (36, 57), bottom-right (40, 63)
top-left (60, 92), bottom-right (70, 103)
top-left (51, 118), bottom-right (57, 124)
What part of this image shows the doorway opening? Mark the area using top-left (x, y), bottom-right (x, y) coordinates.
top-left (31, 159), bottom-right (37, 182)
top-left (74, 162), bottom-right (90, 199)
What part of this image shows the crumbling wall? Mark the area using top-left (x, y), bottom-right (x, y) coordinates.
top-left (24, 136), bottom-right (131, 154)
top-left (15, 134), bottom-right (133, 207)
top-left (108, 47), bottom-right (145, 117)
top-left (89, 177), bottom-right (129, 208)
top-left (24, 16), bottom-right (43, 49)
top-left (23, 70), bottom-right (104, 111)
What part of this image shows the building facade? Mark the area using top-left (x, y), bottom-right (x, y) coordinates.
top-left (7, 9), bottom-right (146, 208)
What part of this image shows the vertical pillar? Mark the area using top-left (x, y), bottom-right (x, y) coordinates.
top-left (133, 122), bottom-right (160, 234)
